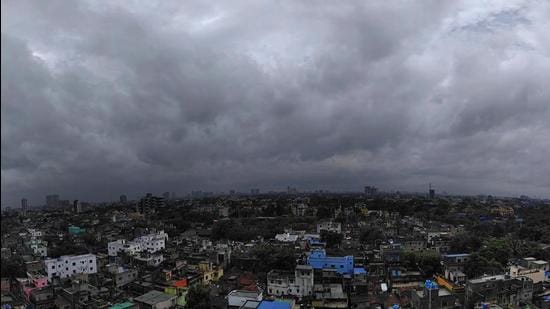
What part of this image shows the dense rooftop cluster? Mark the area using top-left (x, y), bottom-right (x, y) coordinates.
top-left (1, 192), bottom-right (549, 308)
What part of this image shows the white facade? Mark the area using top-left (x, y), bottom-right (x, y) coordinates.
top-left (108, 240), bottom-right (143, 257)
top-left (267, 266), bottom-right (313, 298)
top-left (275, 233), bottom-right (299, 242)
top-left (108, 231), bottom-right (167, 257)
top-left (510, 265), bottom-right (545, 284)
top-left (27, 229), bottom-right (43, 239)
top-left (317, 221), bottom-right (342, 234)
top-left (44, 254), bottom-right (97, 279)
top-left (135, 232), bottom-right (167, 253)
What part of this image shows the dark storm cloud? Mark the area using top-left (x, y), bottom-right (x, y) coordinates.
top-left (2, 0), bottom-right (549, 206)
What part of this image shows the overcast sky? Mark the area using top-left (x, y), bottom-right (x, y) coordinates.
top-left (2, 1), bottom-right (549, 206)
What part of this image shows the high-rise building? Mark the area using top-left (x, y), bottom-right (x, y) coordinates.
top-left (120, 195), bottom-right (127, 203)
top-left (429, 184), bottom-right (435, 199)
top-left (251, 188), bottom-right (260, 195)
top-left (137, 193), bottom-right (165, 214)
top-left (73, 200), bottom-right (81, 213)
top-left (163, 192), bottom-right (170, 200)
top-left (21, 198), bottom-right (28, 216)
top-left (364, 186), bottom-right (378, 196)
top-left (46, 195), bottom-right (59, 208)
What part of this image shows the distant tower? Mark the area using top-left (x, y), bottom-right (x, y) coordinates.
top-left (364, 186), bottom-right (378, 197)
top-left (73, 200), bottom-right (81, 213)
top-left (429, 183), bottom-right (435, 199)
top-left (21, 198), bottom-right (28, 216)
top-left (163, 192), bottom-right (170, 200)
top-left (120, 195), bottom-right (127, 203)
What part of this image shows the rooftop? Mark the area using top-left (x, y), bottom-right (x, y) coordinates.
top-left (443, 253), bottom-right (470, 258)
top-left (469, 275), bottom-right (506, 284)
top-left (532, 260), bottom-right (548, 265)
top-left (227, 290), bottom-right (262, 298)
top-left (258, 300), bottom-right (292, 309)
top-left (109, 301), bottom-right (135, 309)
top-left (134, 290), bottom-right (174, 305)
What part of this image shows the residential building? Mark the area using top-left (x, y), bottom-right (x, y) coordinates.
top-left (442, 253), bottom-right (470, 286)
top-left (267, 268), bottom-right (313, 298)
top-left (411, 280), bottom-right (456, 309)
top-left (227, 290), bottom-right (263, 308)
top-left (307, 249), bottom-right (354, 275)
top-left (317, 221), bottom-right (342, 234)
top-left (134, 290), bottom-right (176, 309)
top-left (44, 254), bottom-right (97, 280)
top-left (465, 275), bottom-right (534, 308)
top-left (108, 231), bottom-right (167, 257)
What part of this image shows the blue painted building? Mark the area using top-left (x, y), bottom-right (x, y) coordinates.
top-left (307, 249), bottom-right (354, 275)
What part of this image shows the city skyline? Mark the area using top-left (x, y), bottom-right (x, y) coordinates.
top-left (2, 1), bottom-right (550, 206)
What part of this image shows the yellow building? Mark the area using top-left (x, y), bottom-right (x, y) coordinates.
top-left (198, 261), bottom-right (224, 285)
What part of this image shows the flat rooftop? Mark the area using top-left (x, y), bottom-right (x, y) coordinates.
top-left (443, 253), bottom-right (470, 258)
top-left (134, 290), bottom-right (174, 304)
top-left (469, 275), bottom-right (506, 284)
top-left (228, 290), bottom-right (261, 298)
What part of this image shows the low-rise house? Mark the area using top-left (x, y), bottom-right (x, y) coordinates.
top-left (465, 275), bottom-right (534, 308)
top-left (307, 249), bottom-right (354, 275)
top-left (442, 253), bottom-right (470, 286)
top-left (134, 290), bottom-right (176, 309)
top-left (410, 280), bottom-right (456, 309)
top-left (317, 221), bottom-right (342, 234)
top-left (227, 290), bottom-right (263, 309)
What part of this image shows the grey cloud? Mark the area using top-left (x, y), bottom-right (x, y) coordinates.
top-left (1, 0), bottom-right (549, 206)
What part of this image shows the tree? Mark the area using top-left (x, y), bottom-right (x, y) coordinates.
top-left (465, 253), bottom-right (501, 278)
top-left (359, 227), bottom-right (384, 245)
top-left (316, 206), bottom-right (333, 219)
top-left (186, 285), bottom-right (211, 309)
top-left (320, 230), bottom-right (343, 248)
top-left (252, 245), bottom-right (296, 272)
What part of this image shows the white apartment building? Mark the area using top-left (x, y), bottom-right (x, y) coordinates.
top-left (316, 221), bottom-right (342, 234)
top-left (44, 254), bottom-right (97, 280)
top-left (135, 232), bottom-right (167, 253)
top-left (27, 229), bottom-right (43, 239)
top-left (108, 231), bottom-right (168, 257)
top-left (108, 240), bottom-right (143, 257)
top-left (267, 265), bottom-right (314, 297)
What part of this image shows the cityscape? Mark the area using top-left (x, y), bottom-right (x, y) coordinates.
top-left (2, 1), bottom-right (550, 309)
top-left (1, 188), bottom-right (549, 308)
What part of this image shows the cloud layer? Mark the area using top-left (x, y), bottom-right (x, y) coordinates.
top-left (2, 0), bottom-right (550, 206)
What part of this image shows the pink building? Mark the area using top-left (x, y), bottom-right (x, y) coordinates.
top-left (21, 272), bottom-right (48, 301)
